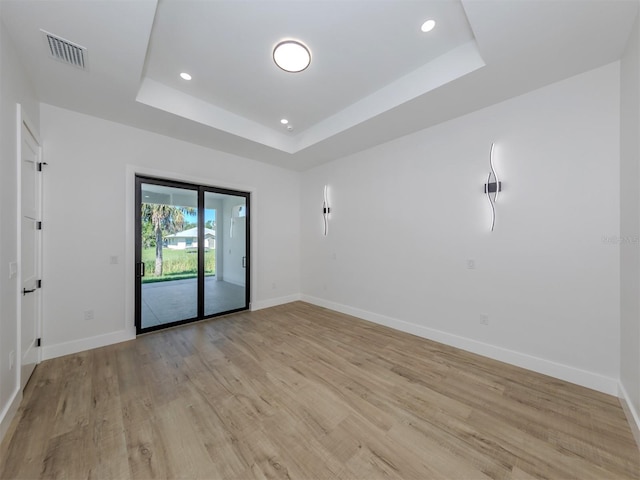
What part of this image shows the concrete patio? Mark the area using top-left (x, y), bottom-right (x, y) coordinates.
top-left (141, 276), bottom-right (246, 329)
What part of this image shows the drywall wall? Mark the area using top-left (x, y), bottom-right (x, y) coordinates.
top-left (39, 104), bottom-right (301, 358)
top-left (301, 62), bottom-right (621, 395)
top-left (0, 16), bottom-right (40, 441)
top-left (620, 7), bottom-right (640, 442)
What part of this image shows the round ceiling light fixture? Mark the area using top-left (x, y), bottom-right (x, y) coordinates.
top-left (421, 19), bottom-right (436, 33)
top-left (273, 40), bottom-right (311, 73)
top-left (180, 72), bottom-right (192, 80)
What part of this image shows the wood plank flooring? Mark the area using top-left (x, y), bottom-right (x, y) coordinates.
top-left (1, 302), bottom-right (638, 479)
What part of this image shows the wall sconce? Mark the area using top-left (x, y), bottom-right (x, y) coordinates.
top-left (484, 143), bottom-right (502, 231)
top-left (323, 185), bottom-right (330, 236)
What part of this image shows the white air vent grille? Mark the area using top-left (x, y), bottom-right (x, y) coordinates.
top-left (41, 30), bottom-right (87, 69)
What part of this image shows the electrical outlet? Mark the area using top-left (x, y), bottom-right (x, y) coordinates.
top-left (480, 314), bottom-right (489, 326)
top-left (9, 262), bottom-right (17, 279)
top-left (84, 310), bottom-right (94, 321)
top-left (109, 255), bottom-right (119, 265)
top-left (467, 259), bottom-right (476, 270)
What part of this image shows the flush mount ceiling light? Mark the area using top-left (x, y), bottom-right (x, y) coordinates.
top-left (421, 19), bottom-right (436, 33)
top-left (180, 72), bottom-right (192, 80)
top-left (273, 40), bottom-right (311, 73)
top-left (280, 118), bottom-right (289, 125)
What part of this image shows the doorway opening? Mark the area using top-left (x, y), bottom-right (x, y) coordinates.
top-left (135, 176), bottom-right (250, 334)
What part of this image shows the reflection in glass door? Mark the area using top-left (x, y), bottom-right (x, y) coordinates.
top-left (204, 191), bottom-right (248, 316)
top-left (135, 176), bottom-right (249, 333)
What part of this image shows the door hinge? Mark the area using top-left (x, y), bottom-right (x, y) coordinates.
top-left (36, 221), bottom-right (42, 230)
top-left (36, 338), bottom-right (41, 347)
top-left (37, 279), bottom-right (42, 288)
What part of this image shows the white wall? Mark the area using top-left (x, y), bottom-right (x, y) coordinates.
top-left (620, 6), bottom-right (640, 443)
top-left (39, 104), bottom-right (301, 358)
top-left (0, 16), bottom-right (40, 441)
top-left (301, 62), bottom-right (621, 395)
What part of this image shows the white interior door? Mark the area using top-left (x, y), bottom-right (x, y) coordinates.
top-left (20, 120), bottom-right (41, 389)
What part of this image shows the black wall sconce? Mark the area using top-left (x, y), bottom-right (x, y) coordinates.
top-left (484, 143), bottom-right (502, 231)
top-left (323, 185), bottom-right (330, 236)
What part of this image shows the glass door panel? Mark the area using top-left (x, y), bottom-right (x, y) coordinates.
top-left (136, 176), bottom-right (250, 334)
top-left (204, 191), bottom-right (248, 316)
top-left (137, 180), bottom-right (198, 330)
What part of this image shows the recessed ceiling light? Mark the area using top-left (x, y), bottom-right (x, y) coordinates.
top-left (280, 118), bottom-right (289, 125)
top-left (421, 19), bottom-right (436, 33)
top-left (273, 40), bottom-right (311, 73)
top-left (180, 72), bottom-right (192, 80)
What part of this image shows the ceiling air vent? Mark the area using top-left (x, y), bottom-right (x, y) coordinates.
top-left (41, 30), bottom-right (87, 70)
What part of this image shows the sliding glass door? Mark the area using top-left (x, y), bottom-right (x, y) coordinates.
top-left (135, 176), bottom-right (250, 334)
top-left (204, 191), bottom-right (248, 316)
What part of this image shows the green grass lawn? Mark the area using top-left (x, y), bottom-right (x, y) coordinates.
top-left (142, 247), bottom-right (215, 283)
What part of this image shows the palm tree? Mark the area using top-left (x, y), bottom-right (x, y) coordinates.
top-left (141, 204), bottom-right (195, 276)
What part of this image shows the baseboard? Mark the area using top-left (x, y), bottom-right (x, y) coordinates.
top-left (223, 278), bottom-right (246, 288)
top-left (41, 295), bottom-right (302, 359)
top-left (619, 382), bottom-right (640, 449)
top-left (42, 329), bottom-right (135, 360)
top-left (0, 387), bottom-right (22, 446)
top-left (252, 293), bottom-right (302, 311)
top-left (301, 295), bottom-right (619, 396)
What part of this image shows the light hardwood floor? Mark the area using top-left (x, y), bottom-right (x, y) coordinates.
top-left (1, 302), bottom-right (638, 479)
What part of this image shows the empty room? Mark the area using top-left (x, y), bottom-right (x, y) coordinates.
top-left (0, 0), bottom-right (639, 478)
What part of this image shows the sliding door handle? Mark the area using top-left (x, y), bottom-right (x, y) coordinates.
top-left (242, 256), bottom-right (246, 268)
top-left (136, 262), bottom-right (145, 277)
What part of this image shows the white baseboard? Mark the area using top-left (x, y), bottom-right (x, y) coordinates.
top-left (41, 294), bottom-right (302, 360)
top-left (0, 387), bottom-right (22, 445)
top-left (223, 277), bottom-right (246, 288)
top-left (619, 382), bottom-right (640, 449)
top-left (252, 293), bottom-right (302, 311)
top-left (42, 329), bottom-right (135, 360)
top-left (301, 295), bottom-right (619, 396)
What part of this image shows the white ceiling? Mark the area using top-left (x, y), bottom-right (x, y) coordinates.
top-left (1, 0), bottom-right (637, 171)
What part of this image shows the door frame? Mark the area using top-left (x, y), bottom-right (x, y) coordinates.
top-left (125, 165), bottom-right (257, 337)
top-left (134, 174), bottom-right (251, 334)
top-left (16, 104), bottom-right (43, 389)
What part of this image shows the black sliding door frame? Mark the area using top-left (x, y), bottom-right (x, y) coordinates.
top-left (135, 175), bottom-right (250, 334)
